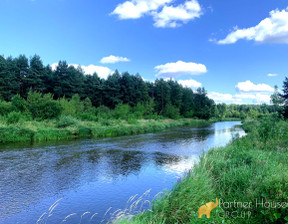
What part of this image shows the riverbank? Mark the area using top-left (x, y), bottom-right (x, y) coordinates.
top-left (0, 118), bottom-right (211, 143)
top-left (116, 114), bottom-right (288, 224)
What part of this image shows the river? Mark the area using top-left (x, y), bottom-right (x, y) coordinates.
top-left (0, 121), bottom-right (245, 224)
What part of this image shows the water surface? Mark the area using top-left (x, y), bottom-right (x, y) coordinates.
top-left (0, 121), bottom-right (245, 224)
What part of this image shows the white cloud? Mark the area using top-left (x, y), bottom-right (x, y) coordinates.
top-left (235, 80), bottom-right (274, 93)
top-left (155, 60), bottom-right (207, 78)
top-left (208, 92), bottom-right (242, 104)
top-left (217, 8), bottom-right (288, 44)
top-left (178, 79), bottom-right (202, 89)
top-left (153, 0), bottom-right (202, 28)
top-left (209, 80), bottom-right (274, 104)
top-left (267, 73), bottom-right (278, 77)
top-left (252, 94), bottom-right (271, 104)
top-left (208, 92), bottom-right (271, 104)
top-left (51, 63), bottom-right (112, 79)
top-left (111, 0), bottom-right (172, 19)
top-left (100, 55), bottom-right (131, 64)
top-left (111, 0), bottom-right (202, 28)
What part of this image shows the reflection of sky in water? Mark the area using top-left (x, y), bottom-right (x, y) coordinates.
top-left (0, 121), bottom-right (244, 224)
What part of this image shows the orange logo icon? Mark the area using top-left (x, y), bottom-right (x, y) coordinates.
top-left (198, 198), bottom-right (219, 218)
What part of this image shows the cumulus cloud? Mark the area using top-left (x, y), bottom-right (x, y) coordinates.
top-left (267, 73), bottom-right (278, 77)
top-left (252, 94), bottom-right (271, 104)
top-left (155, 60), bottom-right (207, 78)
top-left (100, 55), bottom-right (131, 64)
top-left (111, 0), bottom-right (172, 19)
top-left (111, 0), bottom-right (202, 28)
top-left (218, 8), bottom-right (288, 44)
top-left (51, 63), bottom-right (112, 79)
top-left (208, 92), bottom-right (243, 104)
top-left (178, 79), bottom-right (202, 89)
top-left (208, 80), bottom-right (274, 104)
top-left (153, 0), bottom-right (202, 28)
top-left (235, 80), bottom-right (274, 93)
top-left (208, 92), bottom-right (271, 104)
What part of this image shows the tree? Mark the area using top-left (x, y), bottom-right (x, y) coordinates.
top-left (84, 73), bottom-right (102, 107)
top-left (154, 79), bottom-right (171, 115)
top-left (23, 55), bottom-right (45, 97)
top-left (102, 70), bottom-right (122, 108)
top-left (270, 85), bottom-right (284, 115)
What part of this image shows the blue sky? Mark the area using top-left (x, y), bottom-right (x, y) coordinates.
top-left (0, 0), bottom-right (288, 104)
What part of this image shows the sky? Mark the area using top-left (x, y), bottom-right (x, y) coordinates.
top-left (0, 0), bottom-right (288, 104)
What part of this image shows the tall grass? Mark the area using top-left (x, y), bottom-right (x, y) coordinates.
top-left (116, 114), bottom-right (288, 224)
top-left (0, 118), bottom-right (211, 143)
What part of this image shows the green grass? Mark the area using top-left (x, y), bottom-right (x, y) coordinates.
top-left (115, 114), bottom-right (288, 224)
top-left (0, 118), bottom-right (211, 143)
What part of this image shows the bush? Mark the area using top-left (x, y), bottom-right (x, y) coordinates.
top-left (83, 97), bottom-right (92, 111)
top-left (163, 104), bottom-right (180, 119)
top-left (59, 97), bottom-right (76, 116)
top-left (11, 94), bottom-right (27, 112)
top-left (0, 126), bottom-right (34, 143)
top-left (27, 91), bottom-right (62, 120)
top-left (56, 115), bottom-right (77, 128)
top-left (0, 100), bottom-right (13, 116)
top-left (96, 105), bottom-right (112, 119)
top-left (77, 126), bottom-right (92, 137)
top-left (70, 94), bottom-right (84, 114)
top-left (76, 108), bottom-right (97, 121)
top-left (6, 111), bottom-right (22, 124)
top-left (113, 104), bottom-right (131, 120)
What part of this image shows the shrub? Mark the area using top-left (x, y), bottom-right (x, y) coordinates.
top-left (96, 105), bottom-right (112, 119)
top-left (27, 91), bottom-right (62, 120)
top-left (0, 100), bottom-right (13, 116)
top-left (70, 94), bottom-right (84, 114)
top-left (77, 126), bottom-right (92, 137)
top-left (163, 104), bottom-right (180, 119)
top-left (0, 126), bottom-right (34, 143)
top-left (76, 108), bottom-right (97, 121)
top-left (56, 115), bottom-right (77, 128)
top-left (11, 94), bottom-right (27, 112)
top-left (113, 104), bottom-right (130, 120)
top-left (6, 111), bottom-right (22, 124)
top-left (83, 97), bottom-right (92, 111)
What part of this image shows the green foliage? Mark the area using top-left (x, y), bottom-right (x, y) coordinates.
top-left (83, 97), bottom-right (92, 111)
top-left (6, 111), bottom-right (22, 124)
top-left (95, 105), bottom-right (112, 119)
top-left (0, 126), bottom-right (34, 143)
top-left (0, 100), bottom-right (13, 116)
top-left (70, 94), bottom-right (84, 114)
top-left (0, 53), bottom-right (225, 120)
top-left (77, 108), bottom-right (98, 121)
top-left (56, 115), bottom-right (77, 128)
top-left (59, 97), bottom-right (75, 116)
top-left (113, 103), bottom-right (131, 120)
top-left (116, 117), bottom-right (288, 224)
top-left (163, 104), bottom-right (180, 119)
top-left (11, 94), bottom-right (27, 112)
top-left (27, 91), bottom-right (62, 120)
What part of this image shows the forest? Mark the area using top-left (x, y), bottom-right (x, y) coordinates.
top-left (0, 54), bottom-right (283, 122)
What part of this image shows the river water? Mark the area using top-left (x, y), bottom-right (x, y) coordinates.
top-left (0, 121), bottom-right (245, 224)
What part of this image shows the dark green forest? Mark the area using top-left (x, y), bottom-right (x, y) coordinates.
top-left (0, 54), bottom-right (216, 119)
top-left (0, 54), bottom-right (285, 121)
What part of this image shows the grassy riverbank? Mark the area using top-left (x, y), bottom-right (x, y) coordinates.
top-left (116, 114), bottom-right (288, 224)
top-left (0, 117), bottom-right (211, 143)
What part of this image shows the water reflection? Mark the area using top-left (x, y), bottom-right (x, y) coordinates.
top-left (0, 121), bottom-right (245, 223)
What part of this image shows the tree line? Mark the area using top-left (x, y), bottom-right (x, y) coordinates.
top-left (0, 54), bottom-right (215, 119)
top-left (1, 54), bottom-right (285, 121)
